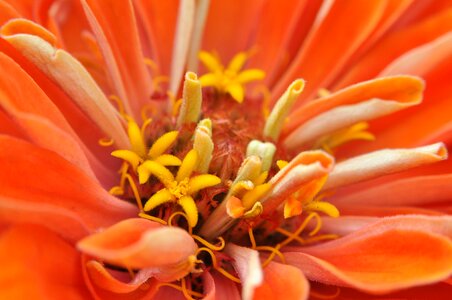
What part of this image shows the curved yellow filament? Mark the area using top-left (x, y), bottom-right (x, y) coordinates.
top-left (192, 235), bottom-right (225, 251)
top-left (98, 137), bottom-right (114, 147)
top-left (124, 174), bottom-right (143, 212)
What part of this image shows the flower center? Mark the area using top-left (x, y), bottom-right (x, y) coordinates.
top-left (168, 178), bottom-right (190, 199)
top-left (101, 51), bottom-right (357, 298)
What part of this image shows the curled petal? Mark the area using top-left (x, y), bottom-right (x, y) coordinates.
top-left (82, 258), bottom-right (159, 300)
top-left (2, 21), bottom-right (129, 149)
top-left (285, 215), bottom-right (452, 294)
top-left (78, 218), bottom-right (197, 280)
top-left (283, 76), bottom-right (424, 138)
top-left (252, 261), bottom-right (309, 300)
top-left (225, 243), bottom-right (263, 300)
top-left (262, 150), bottom-right (334, 214)
top-left (323, 143), bottom-right (448, 190)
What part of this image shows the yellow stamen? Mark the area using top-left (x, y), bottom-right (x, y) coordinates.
top-left (176, 149), bottom-right (198, 182)
top-left (157, 282), bottom-right (203, 299)
top-left (241, 183), bottom-right (271, 210)
top-left (98, 137), bottom-right (114, 147)
top-left (143, 188), bottom-right (173, 212)
top-left (315, 122), bottom-right (375, 154)
top-left (252, 84), bottom-right (271, 119)
top-left (172, 98), bottom-right (183, 117)
top-left (111, 150), bottom-right (143, 171)
top-left (180, 277), bottom-right (195, 300)
top-left (140, 118), bottom-right (152, 136)
top-left (137, 160), bottom-right (175, 184)
top-left (192, 235), bottom-right (225, 251)
top-left (108, 186), bottom-right (124, 196)
top-left (230, 180), bottom-right (254, 197)
top-left (248, 227), bottom-right (257, 248)
top-left (264, 79), bottom-right (305, 140)
top-left (196, 247), bottom-right (241, 283)
top-left (279, 212), bottom-right (320, 247)
top-left (193, 119), bottom-right (214, 173)
top-left (177, 72), bottom-right (202, 127)
top-left (242, 202), bottom-right (263, 219)
top-left (109, 94), bottom-right (126, 116)
top-left (215, 267), bottom-right (241, 283)
top-left (124, 174), bottom-right (143, 211)
top-left (177, 196), bottom-right (198, 228)
top-left (232, 156), bottom-right (262, 185)
top-left (151, 75), bottom-right (169, 92)
top-left (138, 212), bottom-right (168, 225)
top-left (276, 160), bottom-right (289, 170)
top-left (276, 227), bottom-right (306, 244)
top-left (226, 196), bottom-right (245, 218)
top-left (143, 57), bottom-right (159, 75)
top-left (198, 50), bottom-right (265, 103)
top-left (148, 131), bottom-right (179, 159)
top-left (127, 120), bottom-right (147, 158)
top-left (283, 175), bottom-right (329, 218)
top-left (317, 88), bottom-right (331, 98)
top-left (304, 201), bottom-right (340, 218)
top-left (168, 211), bottom-right (193, 235)
top-left (188, 174), bottom-right (221, 194)
top-left (305, 234), bottom-right (339, 244)
top-left (283, 196), bottom-right (303, 219)
top-left (154, 154), bottom-right (182, 166)
top-left (256, 244), bottom-right (286, 267)
top-left (252, 171), bottom-right (268, 186)
top-left (246, 140), bottom-right (276, 172)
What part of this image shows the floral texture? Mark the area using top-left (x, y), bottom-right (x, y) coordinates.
top-left (0, 0), bottom-right (451, 299)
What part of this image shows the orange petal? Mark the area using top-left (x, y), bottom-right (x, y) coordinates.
top-left (0, 107), bottom-right (23, 137)
top-left (283, 76), bottom-right (424, 139)
top-left (252, 261), bottom-right (309, 300)
top-left (81, 0), bottom-right (151, 116)
top-left (262, 150), bottom-right (334, 215)
top-left (334, 174), bottom-right (452, 209)
top-left (0, 38), bottom-right (115, 166)
top-left (323, 143), bottom-right (447, 190)
top-left (133, 0), bottom-right (178, 76)
top-left (0, 0), bottom-right (33, 19)
top-left (6, 111), bottom-right (97, 180)
top-left (2, 19), bottom-right (130, 149)
top-left (271, 0), bottom-right (387, 104)
top-left (225, 243), bottom-right (263, 300)
top-left (247, 0), bottom-right (309, 84)
top-left (0, 224), bottom-right (90, 299)
top-left (285, 215), bottom-right (452, 294)
top-left (82, 257), bottom-right (159, 300)
top-left (0, 135), bottom-right (137, 242)
top-left (78, 218), bottom-right (197, 281)
top-left (381, 32), bottom-right (452, 77)
top-left (335, 8), bottom-right (452, 89)
top-left (47, 0), bottom-right (92, 54)
top-left (338, 50), bottom-right (452, 157)
top-left (202, 0), bottom-right (265, 62)
top-left (203, 271), bottom-right (241, 300)
top-left (0, 1), bottom-right (20, 25)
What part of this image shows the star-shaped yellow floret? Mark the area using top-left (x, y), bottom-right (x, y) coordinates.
top-left (198, 51), bottom-right (265, 103)
top-left (138, 149), bottom-right (221, 227)
top-left (111, 119), bottom-right (182, 170)
top-left (283, 174), bottom-right (339, 219)
top-left (226, 171), bottom-right (271, 219)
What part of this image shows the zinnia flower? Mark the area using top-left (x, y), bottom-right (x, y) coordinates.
top-left (0, 1), bottom-right (451, 299)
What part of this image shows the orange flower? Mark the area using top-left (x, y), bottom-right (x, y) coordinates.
top-left (0, 1), bottom-right (451, 300)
